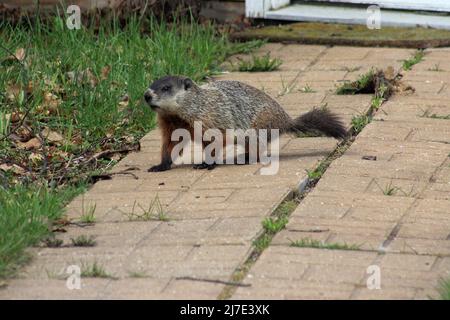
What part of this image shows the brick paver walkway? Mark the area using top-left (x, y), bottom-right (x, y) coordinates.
top-left (234, 48), bottom-right (450, 300)
top-left (2, 44), bottom-right (448, 300)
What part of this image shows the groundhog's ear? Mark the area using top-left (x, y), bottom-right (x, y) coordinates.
top-left (184, 78), bottom-right (193, 90)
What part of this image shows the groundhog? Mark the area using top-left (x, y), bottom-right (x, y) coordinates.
top-left (143, 75), bottom-right (346, 172)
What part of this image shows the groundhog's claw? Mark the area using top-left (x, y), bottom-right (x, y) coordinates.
top-left (148, 164), bottom-right (171, 172)
top-left (193, 162), bottom-right (216, 170)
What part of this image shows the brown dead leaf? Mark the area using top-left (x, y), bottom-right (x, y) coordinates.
top-left (10, 111), bottom-right (23, 123)
top-left (101, 65), bottom-right (111, 80)
top-left (17, 137), bottom-right (42, 150)
top-left (118, 100), bottom-right (129, 112)
top-left (6, 83), bottom-right (22, 101)
top-left (0, 163), bottom-right (25, 174)
top-left (41, 127), bottom-right (64, 144)
top-left (110, 153), bottom-right (122, 161)
top-left (36, 92), bottom-right (60, 115)
top-left (384, 66), bottom-right (395, 80)
top-left (3, 48), bottom-right (26, 63)
top-left (54, 216), bottom-right (71, 227)
top-left (15, 48), bottom-right (26, 61)
top-left (14, 125), bottom-right (33, 141)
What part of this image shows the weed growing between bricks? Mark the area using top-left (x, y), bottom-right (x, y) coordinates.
top-left (237, 52), bottom-right (282, 72)
top-left (438, 278), bottom-right (450, 300)
top-left (402, 49), bottom-right (426, 71)
top-left (218, 66), bottom-right (401, 300)
top-left (289, 238), bottom-right (361, 251)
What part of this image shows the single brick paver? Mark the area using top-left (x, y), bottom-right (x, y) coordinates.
top-left (234, 48), bottom-right (450, 300)
top-left (0, 44), bottom-right (430, 299)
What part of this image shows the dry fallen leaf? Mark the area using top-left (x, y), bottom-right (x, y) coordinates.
top-left (41, 127), bottom-right (64, 144)
top-left (3, 47), bottom-right (26, 63)
top-left (6, 83), bottom-right (22, 101)
top-left (101, 65), bottom-right (111, 80)
top-left (36, 92), bottom-right (60, 115)
top-left (17, 137), bottom-right (42, 150)
top-left (29, 153), bottom-right (44, 163)
top-left (0, 163), bottom-right (26, 174)
top-left (15, 48), bottom-right (26, 61)
top-left (14, 125), bottom-right (33, 141)
top-left (10, 111), bottom-right (23, 123)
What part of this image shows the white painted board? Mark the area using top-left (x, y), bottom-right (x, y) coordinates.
top-left (265, 3), bottom-right (450, 29)
top-left (303, 0), bottom-right (450, 12)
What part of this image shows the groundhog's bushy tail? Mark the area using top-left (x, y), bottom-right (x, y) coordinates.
top-left (290, 108), bottom-right (347, 139)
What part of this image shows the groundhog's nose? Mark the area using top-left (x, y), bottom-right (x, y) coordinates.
top-left (144, 90), bottom-right (152, 103)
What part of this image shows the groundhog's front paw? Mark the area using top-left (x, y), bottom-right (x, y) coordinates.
top-left (148, 164), bottom-right (171, 172)
top-left (193, 162), bottom-right (217, 170)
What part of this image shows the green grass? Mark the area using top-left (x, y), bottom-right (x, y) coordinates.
top-left (299, 84), bottom-right (316, 93)
top-left (306, 158), bottom-right (329, 182)
top-left (438, 278), bottom-right (450, 300)
top-left (428, 114), bottom-right (450, 120)
top-left (402, 50), bottom-right (425, 71)
top-left (336, 69), bottom-right (376, 95)
top-left (71, 235), bottom-right (96, 247)
top-left (289, 238), bottom-right (361, 251)
top-left (128, 270), bottom-right (148, 278)
top-left (0, 15), bottom-right (255, 279)
top-left (79, 200), bottom-right (97, 224)
top-left (351, 114), bottom-right (371, 134)
top-left (253, 200), bottom-right (298, 252)
top-left (262, 216), bottom-right (289, 234)
top-left (238, 52), bottom-right (282, 72)
top-left (0, 184), bottom-right (83, 278)
top-left (81, 261), bottom-right (116, 279)
top-left (121, 194), bottom-right (169, 221)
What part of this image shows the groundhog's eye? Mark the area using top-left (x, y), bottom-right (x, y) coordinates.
top-left (161, 86), bottom-right (170, 92)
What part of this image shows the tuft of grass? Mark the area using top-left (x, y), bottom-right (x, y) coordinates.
top-left (238, 52), bottom-right (282, 72)
top-left (277, 75), bottom-right (297, 97)
top-left (253, 235), bottom-right (272, 252)
top-left (0, 185), bottom-right (82, 278)
top-left (81, 262), bottom-right (116, 279)
top-left (128, 270), bottom-right (148, 278)
top-left (336, 69), bottom-right (376, 95)
top-left (377, 181), bottom-right (399, 196)
top-left (351, 114), bottom-right (371, 134)
top-left (122, 194), bottom-right (169, 222)
top-left (289, 238), bottom-right (361, 251)
top-left (253, 199), bottom-right (298, 253)
top-left (42, 237), bottom-right (63, 248)
top-left (306, 159), bottom-right (329, 182)
top-left (438, 278), bottom-right (450, 300)
top-left (299, 84), bottom-right (316, 93)
top-left (79, 201), bottom-right (97, 224)
top-left (262, 217), bottom-right (288, 234)
top-left (71, 235), bottom-right (96, 247)
top-left (420, 110), bottom-right (450, 120)
top-left (402, 50), bottom-right (425, 71)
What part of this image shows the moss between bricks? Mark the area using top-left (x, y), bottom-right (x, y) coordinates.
top-left (231, 22), bottom-right (450, 48)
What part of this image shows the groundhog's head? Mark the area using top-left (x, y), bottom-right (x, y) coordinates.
top-left (144, 75), bottom-right (195, 113)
